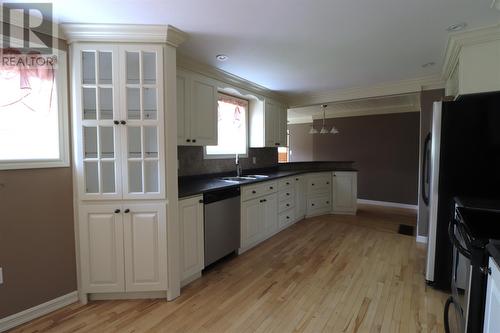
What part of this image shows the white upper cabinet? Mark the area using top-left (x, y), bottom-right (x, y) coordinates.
top-left (177, 69), bottom-right (218, 146)
top-left (250, 98), bottom-right (288, 148)
top-left (444, 27), bottom-right (500, 98)
top-left (73, 44), bottom-right (165, 200)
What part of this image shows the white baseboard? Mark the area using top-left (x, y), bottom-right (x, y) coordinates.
top-left (416, 235), bottom-right (428, 244)
top-left (0, 291), bottom-right (78, 332)
top-left (357, 199), bottom-right (418, 210)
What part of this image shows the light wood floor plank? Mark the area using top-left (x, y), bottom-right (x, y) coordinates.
top-left (8, 205), bottom-right (447, 333)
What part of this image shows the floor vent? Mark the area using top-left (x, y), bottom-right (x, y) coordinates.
top-left (398, 224), bottom-right (415, 236)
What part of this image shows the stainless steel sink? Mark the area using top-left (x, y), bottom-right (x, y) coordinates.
top-left (244, 175), bottom-right (269, 179)
top-left (220, 176), bottom-right (257, 182)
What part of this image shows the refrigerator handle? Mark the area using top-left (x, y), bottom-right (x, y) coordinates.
top-left (421, 133), bottom-right (431, 205)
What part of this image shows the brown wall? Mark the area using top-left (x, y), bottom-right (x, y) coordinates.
top-left (289, 124), bottom-right (313, 162)
top-left (290, 112), bottom-right (420, 205)
top-left (0, 168), bottom-right (76, 318)
top-left (0, 28), bottom-right (76, 319)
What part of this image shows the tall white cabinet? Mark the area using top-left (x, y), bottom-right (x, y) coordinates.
top-left (65, 24), bottom-right (187, 302)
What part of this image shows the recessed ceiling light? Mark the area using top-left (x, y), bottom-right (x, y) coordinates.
top-left (446, 22), bottom-right (467, 32)
top-left (216, 54), bottom-right (229, 61)
top-left (422, 62), bottom-right (436, 68)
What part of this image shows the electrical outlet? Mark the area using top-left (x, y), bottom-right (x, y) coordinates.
top-left (0, 267), bottom-right (3, 285)
top-left (252, 157), bottom-right (257, 164)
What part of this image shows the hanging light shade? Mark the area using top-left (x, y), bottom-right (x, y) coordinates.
top-left (309, 104), bottom-right (340, 135)
top-left (330, 126), bottom-right (339, 134)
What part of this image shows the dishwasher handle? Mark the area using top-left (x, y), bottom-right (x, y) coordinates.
top-left (203, 187), bottom-right (241, 204)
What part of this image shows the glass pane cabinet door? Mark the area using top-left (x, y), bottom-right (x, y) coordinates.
top-left (79, 47), bottom-right (122, 198)
top-left (121, 46), bottom-right (164, 199)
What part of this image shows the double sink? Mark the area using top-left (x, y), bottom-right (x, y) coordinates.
top-left (220, 175), bottom-right (269, 183)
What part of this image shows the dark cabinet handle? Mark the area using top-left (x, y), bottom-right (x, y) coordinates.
top-left (312, 183), bottom-right (315, 186)
top-left (326, 201), bottom-right (329, 204)
top-left (269, 186), bottom-right (273, 190)
top-left (199, 199), bottom-right (204, 204)
top-left (312, 203), bottom-right (315, 206)
top-left (286, 216), bottom-right (290, 219)
top-left (192, 139), bottom-right (197, 143)
top-left (260, 199), bottom-right (265, 203)
top-left (252, 190), bottom-right (256, 194)
top-left (286, 204), bottom-right (290, 207)
top-left (120, 120), bottom-right (126, 125)
top-left (295, 178), bottom-right (299, 181)
top-left (113, 120), bottom-right (119, 125)
top-left (333, 174), bottom-right (336, 177)
top-left (286, 182), bottom-right (290, 185)
top-left (326, 182), bottom-right (330, 185)
top-left (114, 209), bottom-right (121, 214)
top-left (286, 193), bottom-right (290, 196)
top-left (263, 199), bottom-right (267, 202)
top-left (124, 209), bottom-right (130, 213)
top-left (186, 139), bottom-right (191, 142)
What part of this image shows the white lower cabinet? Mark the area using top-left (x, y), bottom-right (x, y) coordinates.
top-left (240, 186), bottom-right (278, 251)
top-left (294, 176), bottom-right (306, 221)
top-left (79, 202), bottom-right (167, 293)
top-left (178, 196), bottom-right (205, 285)
top-left (123, 204), bottom-right (167, 292)
top-left (263, 194), bottom-right (279, 236)
top-left (331, 171), bottom-right (358, 214)
top-left (79, 204), bottom-right (125, 293)
top-left (484, 257), bottom-right (500, 333)
top-left (306, 172), bottom-right (332, 217)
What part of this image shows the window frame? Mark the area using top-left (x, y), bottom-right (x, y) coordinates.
top-left (0, 48), bottom-right (70, 170)
top-left (204, 92), bottom-right (249, 160)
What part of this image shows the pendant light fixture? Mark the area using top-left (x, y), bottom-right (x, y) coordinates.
top-left (309, 104), bottom-right (340, 135)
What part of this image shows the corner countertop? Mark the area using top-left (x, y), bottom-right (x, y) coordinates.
top-left (178, 162), bottom-right (357, 198)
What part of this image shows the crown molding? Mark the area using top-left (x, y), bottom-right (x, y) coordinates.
top-left (177, 54), bottom-right (288, 104)
top-left (60, 23), bottom-right (188, 47)
top-left (287, 75), bottom-right (443, 107)
top-left (442, 23), bottom-right (500, 80)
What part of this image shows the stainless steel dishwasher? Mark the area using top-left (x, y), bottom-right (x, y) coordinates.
top-left (203, 187), bottom-right (241, 267)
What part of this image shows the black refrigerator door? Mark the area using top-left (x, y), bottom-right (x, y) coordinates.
top-left (432, 92), bottom-right (500, 290)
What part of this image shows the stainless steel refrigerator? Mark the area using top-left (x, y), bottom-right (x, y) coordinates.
top-left (424, 92), bottom-right (500, 290)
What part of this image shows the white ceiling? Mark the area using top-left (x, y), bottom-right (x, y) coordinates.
top-left (288, 93), bottom-right (420, 123)
top-left (29, 0), bottom-right (500, 96)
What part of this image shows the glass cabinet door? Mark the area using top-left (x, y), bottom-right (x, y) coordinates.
top-left (121, 46), bottom-right (164, 199)
top-left (79, 47), bottom-right (122, 198)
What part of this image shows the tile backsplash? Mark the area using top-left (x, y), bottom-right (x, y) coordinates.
top-left (178, 146), bottom-right (278, 177)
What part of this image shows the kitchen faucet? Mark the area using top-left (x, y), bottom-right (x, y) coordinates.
top-left (235, 154), bottom-right (242, 177)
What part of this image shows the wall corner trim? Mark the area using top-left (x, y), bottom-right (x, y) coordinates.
top-left (357, 199), bottom-right (418, 210)
top-left (416, 235), bottom-right (428, 244)
top-left (0, 291), bottom-right (78, 332)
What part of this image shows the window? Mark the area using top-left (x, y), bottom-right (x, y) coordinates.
top-left (205, 93), bottom-right (248, 158)
top-left (278, 129), bottom-right (290, 163)
top-left (0, 50), bottom-right (69, 170)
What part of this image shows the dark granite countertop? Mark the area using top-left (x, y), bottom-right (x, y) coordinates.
top-left (487, 240), bottom-right (500, 269)
top-left (178, 163), bottom-right (357, 198)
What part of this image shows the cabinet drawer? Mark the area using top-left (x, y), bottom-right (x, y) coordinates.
top-left (279, 189), bottom-right (295, 202)
top-left (279, 198), bottom-right (295, 213)
top-left (279, 209), bottom-right (295, 228)
top-left (241, 181), bottom-right (278, 201)
top-left (278, 177), bottom-right (294, 190)
top-left (307, 174), bottom-right (331, 194)
top-left (307, 195), bottom-right (331, 212)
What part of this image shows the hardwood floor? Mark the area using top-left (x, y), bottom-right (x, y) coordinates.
top-left (10, 205), bottom-right (448, 333)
